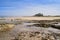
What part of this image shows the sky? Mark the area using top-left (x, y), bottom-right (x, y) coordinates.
top-left (0, 0), bottom-right (60, 16)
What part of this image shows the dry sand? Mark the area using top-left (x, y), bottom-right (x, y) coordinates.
top-left (2, 17), bottom-right (60, 21)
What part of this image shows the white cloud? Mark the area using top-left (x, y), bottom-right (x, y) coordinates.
top-left (17, 4), bottom-right (60, 16)
top-left (1, 4), bottom-right (60, 16)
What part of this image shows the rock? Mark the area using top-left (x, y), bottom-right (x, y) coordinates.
top-left (0, 24), bottom-right (15, 31)
top-left (50, 23), bottom-right (60, 29)
top-left (13, 31), bottom-right (57, 40)
top-left (33, 23), bottom-right (50, 28)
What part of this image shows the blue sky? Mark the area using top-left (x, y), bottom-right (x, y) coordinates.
top-left (0, 0), bottom-right (60, 16)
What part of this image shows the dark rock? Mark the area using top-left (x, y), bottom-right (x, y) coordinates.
top-left (51, 24), bottom-right (60, 29)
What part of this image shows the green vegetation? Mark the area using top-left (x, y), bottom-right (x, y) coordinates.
top-left (34, 13), bottom-right (43, 16)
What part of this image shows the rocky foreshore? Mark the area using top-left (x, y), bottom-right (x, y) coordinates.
top-left (12, 31), bottom-right (60, 40)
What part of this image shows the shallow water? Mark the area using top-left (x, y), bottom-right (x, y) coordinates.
top-left (0, 22), bottom-right (60, 40)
